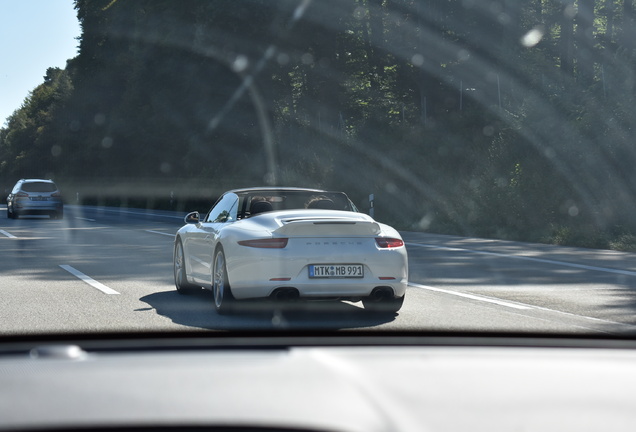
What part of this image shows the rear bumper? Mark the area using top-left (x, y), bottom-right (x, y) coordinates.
top-left (232, 278), bottom-right (408, 300)
top-left (14, 199), bottom-right (63, 213)
top-left (226, 244), bottom-right (408, 300)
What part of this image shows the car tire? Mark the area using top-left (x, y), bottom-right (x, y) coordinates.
top-left (362, 294), bottom-right (405, 314)
top-left (212, 247), bottom-right (235, 314)
top-left (173, 239), bottom-right (200, 294)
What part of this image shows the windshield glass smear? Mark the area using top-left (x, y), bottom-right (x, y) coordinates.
top-left (2, 0), bottom-right (636, 336)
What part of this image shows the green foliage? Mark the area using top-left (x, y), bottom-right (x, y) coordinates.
top-left (2, 0), bottom-right (636, 251)
top-left (609, 233), bottom-right (636, 252)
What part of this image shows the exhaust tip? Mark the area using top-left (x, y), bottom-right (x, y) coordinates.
top-left (369, 287), bottom-right (395, 302)
top-left (271, 288), bottom-right (300, 301)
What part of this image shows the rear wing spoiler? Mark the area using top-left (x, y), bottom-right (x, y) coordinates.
top-left (274, 217), bottom-right (381, 236)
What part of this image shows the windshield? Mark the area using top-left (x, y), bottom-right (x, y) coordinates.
top-left (2, 0), bottom-right (636, 336)
top-left (234, 190), bottom-right (357, 216)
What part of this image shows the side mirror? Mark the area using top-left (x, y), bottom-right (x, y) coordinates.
top-left (184, 211), bottom-right (200, 224)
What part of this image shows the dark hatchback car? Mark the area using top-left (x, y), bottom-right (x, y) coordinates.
top-left (6, 179), bottom-right (63, 219)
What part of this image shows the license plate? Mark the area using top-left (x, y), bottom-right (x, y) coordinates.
top-left (30, 197), bottom-right (48, 201)
top-left (309, 264), bottom-right (364, 278)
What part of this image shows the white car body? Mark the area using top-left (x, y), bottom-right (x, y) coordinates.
top-left (174, 188), bottom-right (408, 313)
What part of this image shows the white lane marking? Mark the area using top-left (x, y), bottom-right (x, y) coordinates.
top-left (410, 282), bottom-right (636, 332)
top-left (75, 217), bottom-right (96, 222)
top-left (59, 265), bottom-right (120, 295)
top-left (406, 242), bottom-right (636, 277)
top-left (0, 230), bottom-right (17, 238)
top-left (409, 283), bottom-right (531, 310)
top-left (146, 230), bottom-right (176, 237)
top-left (518, 302), bottom-right (636, 332)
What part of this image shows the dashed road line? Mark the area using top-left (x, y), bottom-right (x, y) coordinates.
top-left (59, 265), bottom-right (120, 295)
top-left (409, 282), bottom-right (636, 332)
top-left (406, 242), bottom-right (636, 277)
top-left (145, 230), bottom-right (175, 237)
top-left (409, 282), bottom-right (531, 310)
top-left (75, 217), bottom-right (96, 222)
top-left (0, 230), bottom-right (17, 239)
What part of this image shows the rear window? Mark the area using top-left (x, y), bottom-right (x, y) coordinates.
top-left (20, 182), bottom-right (58, 193)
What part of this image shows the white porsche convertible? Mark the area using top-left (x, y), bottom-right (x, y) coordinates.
top-left (173, 187), bottom-right (408, 314)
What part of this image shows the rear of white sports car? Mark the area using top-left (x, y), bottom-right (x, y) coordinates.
top-left (222, 210), bottom-right (408, 310)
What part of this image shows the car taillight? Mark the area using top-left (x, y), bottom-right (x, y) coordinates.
top-left (16, 192), bottom-right (28, 197)
top-left (238, 238), bottom-right (289, 248)
top-left (375, 238), bottom-right (404, 248)
top-left (51, 192), bottom-right (61, 197)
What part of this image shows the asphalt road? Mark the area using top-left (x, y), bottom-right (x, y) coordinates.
top-left (2, 204), bottom-right (636, 335)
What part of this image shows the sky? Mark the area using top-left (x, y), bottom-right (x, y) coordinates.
top-left (0, 0), bottom-right (81, 126)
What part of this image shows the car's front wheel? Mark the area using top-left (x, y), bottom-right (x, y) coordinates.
top-left (174, 240), bottom-right (200, 294)
top-left (212, 247), bottom-right (235, 314)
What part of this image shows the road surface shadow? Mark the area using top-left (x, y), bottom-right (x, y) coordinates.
top-left (140, 289), bottom-right (399, 331)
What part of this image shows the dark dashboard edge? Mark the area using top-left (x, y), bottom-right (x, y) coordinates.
top-left (2, 330), bottom-right (636, 354)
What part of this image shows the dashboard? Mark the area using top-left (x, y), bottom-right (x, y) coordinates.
top-left (1, 333), bottom-right (636, 432)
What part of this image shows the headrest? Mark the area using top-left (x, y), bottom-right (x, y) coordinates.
top-left (250, 200), bottom-right (273, 215)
